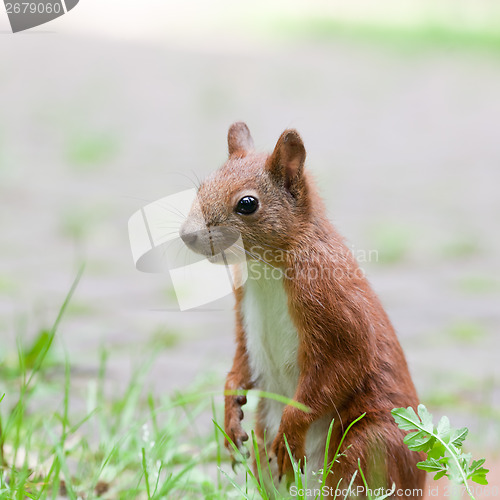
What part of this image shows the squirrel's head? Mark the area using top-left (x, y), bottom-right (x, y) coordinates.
top-left (180, 122), bottom-right (311, 262)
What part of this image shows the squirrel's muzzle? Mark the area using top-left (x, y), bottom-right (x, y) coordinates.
top-left (179, 223), bottom-right (243, 264)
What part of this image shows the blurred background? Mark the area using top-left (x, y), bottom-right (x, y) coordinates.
top-left (0, 0), bottom-right (499, 497)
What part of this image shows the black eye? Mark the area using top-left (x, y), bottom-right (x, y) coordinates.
top-left (236, 196), bottom-right (259, 215)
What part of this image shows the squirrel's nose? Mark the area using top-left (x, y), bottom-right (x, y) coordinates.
top-left (180, 231), bottom-right (198, 247)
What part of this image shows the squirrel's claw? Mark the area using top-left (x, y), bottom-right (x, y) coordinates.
top-left (235, 433), bottom-right (249, 448)
top-left (236, 443), bottom-right (250, 460)
top-left (231, 444), bottom-right (250, 473)
top-left (231, 457), bottom-right (241, 473)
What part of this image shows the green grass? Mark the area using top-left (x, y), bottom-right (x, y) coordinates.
top-left (0, 334), bottom-right (225, 496)
top-left (0, 275), bottom-right (17, 295)
top-left (59, 205), bottom-right (111, 244)
top-left (445, 321), bottom-right (487, 344)
top-left (456, 275), bottom-right (500, 295)
top-left (368, 221), bottom-right (415, 265)
top-left (2, 268), bottom-right (494, 498)
top-left (65, 133), bottom-right (117, 171)
top-left (211, 3), bottom-right (500, 55)
top-left (0, 268), bottom-right (377, 499)
top-left (0, 268), bottom-right (225, 498)
top-left (266, 16), bottom-right (500, 53)
top-left (148, 327), bottom-right (182, 350)
top-left (441, 238), bottom-right (482, 260)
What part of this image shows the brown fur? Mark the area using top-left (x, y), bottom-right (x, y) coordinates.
top-left (187, 123), bottom-right (426, 498)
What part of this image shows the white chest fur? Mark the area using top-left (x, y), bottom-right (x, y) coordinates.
top-left (242, 263), bottom-right (300, 397)
top-left (241, 262), bottom-right (300, 438)
top-left (240, 261), bottom-right (331, 478)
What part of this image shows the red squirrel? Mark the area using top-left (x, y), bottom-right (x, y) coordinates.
top-left (180, 123), bottom-right (425, 498)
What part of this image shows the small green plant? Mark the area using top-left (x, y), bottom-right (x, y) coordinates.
top-left (392, 404), bottom-right (489, 500)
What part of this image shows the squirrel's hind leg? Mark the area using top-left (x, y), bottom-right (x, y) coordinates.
top-left (324, 416), bottom-right (426, 500)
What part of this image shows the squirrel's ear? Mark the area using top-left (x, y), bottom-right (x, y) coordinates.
top-left (267, 129), bottom-right (306, 192)
top-left (228, 122), bottom-right (254, 157)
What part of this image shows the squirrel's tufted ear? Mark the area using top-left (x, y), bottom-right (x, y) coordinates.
top-left (228, 122), bottom-right (254, 157)
top-left (266, 129), bottom-right (306, 193)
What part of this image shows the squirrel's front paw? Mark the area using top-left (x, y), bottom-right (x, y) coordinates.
top-left (224, 394), bottom-right (249, 460)
top-left (271, 430), bottom-right (306, 481)
top-left (225, 421), bottom-right (249, 456)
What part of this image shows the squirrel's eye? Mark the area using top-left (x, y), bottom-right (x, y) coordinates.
top-left (236, 196), bottom-right (259, 215)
